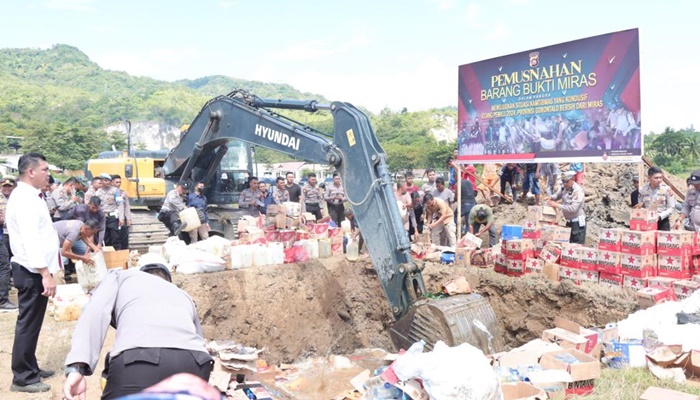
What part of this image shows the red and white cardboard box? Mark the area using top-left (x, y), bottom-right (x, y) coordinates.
top-left (525, 258), bottom-right (544, 274)
top-left (656, 231), bottom-right (694, 256)
top-left (521, 219), bottom-right (542, 239)
top-left (623, 275), bottom-right (649, 290)
top-left (657, 254), bottom-right (691, 279)
top-left (694, 233), bottom-right (700, 256)
top-left (647, 276), bottom-right (678, 289)
top-left (599, 272), bottom-right (623, 288)
top-left (620, 254), bottom-right (656, 278)
top-left (580, 247), bottom-right (599, 272)
top-left (637, 285), bottom-right (677, 309)
top-left (528, 205), bottom-right (558, 224)
top-left (327, 227), bottom-right (342, 239)
top-left (507, 259), bottom-right (526, 277)
top-left (559, 266), bottom-right (580, 284)
top-left (539, 241), bottom-right (562, 264)
top-left (620, 230), bottom-right (656, 256)
top-left (533, 239), bottom-right (545, 258)
top-left (502, 239), bottom-right (535, 260)
top-left (494, 253), bottom-right (508, 274)
top-left (579, 270), bottom-right (600, 284)
top-left (330, 236), bottom-right (343, 254)
top-left (560, 244), bottom-right (583, 269)
top-left (673, 280), bottom-right (700, 300)
top-left (597, 250), bottom-right (622, 275)
top-left (629, 208), bottom-right (659, 231)
top-left (598, 228), bottom-right (624, 252)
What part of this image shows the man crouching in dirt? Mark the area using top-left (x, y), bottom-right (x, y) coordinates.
top-left (62, 263), bottom-right (213, 400)
top-left (546, 171), bottom-right (586, 244)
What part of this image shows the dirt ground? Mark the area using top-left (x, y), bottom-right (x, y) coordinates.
top-left (0, 256), bottom-right (639, 399)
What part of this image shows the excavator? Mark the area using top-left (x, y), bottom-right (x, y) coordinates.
top-left (159, 90), bottom-right (504, 354)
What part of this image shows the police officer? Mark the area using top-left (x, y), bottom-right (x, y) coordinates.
top-left (159, 181), bottom-right (189, 236)
top-left (675, 170), bottom-right (700, 231)
top-left (237, 177), bottom-right (263, 217)
top-left (639, 166), bottom-right (675, 231)
top-left (95, 173), bottom-right (122, 248)
top-left (547, 171), bottom-right (586, 244)
top-left (301, 173), bottom-right (324, 220)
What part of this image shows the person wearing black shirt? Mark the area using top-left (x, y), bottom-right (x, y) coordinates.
top-left (408, 191), bottom-right (424, 237)
top-left (285, 172), bottom-right (302, 203)
top-left (630, 174), bottom-right (640, 207)
top-left (456, 178), bottom-right (477, 234)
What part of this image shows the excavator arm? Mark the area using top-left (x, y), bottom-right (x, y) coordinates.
top-left (163, 91), bottom-right (425, 320)
top-left (164, 91), bottom-right (504, 353)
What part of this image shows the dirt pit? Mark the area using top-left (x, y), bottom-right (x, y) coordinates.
top-left (0, 256), bottom-right (639, 399)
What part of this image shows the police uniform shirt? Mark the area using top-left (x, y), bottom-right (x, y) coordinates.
top-left (238, 188), bottom-right (263, 216)
top-left (639, 183), bottom-right (675, 220)
top-left (272, 187), bottom-right (290, 205)
top-left (302, 184), bottom-right (323, 205)
top-left (324, 184), bottom-right (346, 204)
top-left (97, 186), bottom-right (120, 215)
top-left (51, 185), bottom-right (78, 218)
top-left (161, 189), bottom-right (186, 213)
top-left (118, 188), bottom-right (132, 222)
top-left (553, 182), bottom-right (585, 221)
top-left (65, 269), bottom-right (210, 375)
top-left (682, 187), bottom-right (700, 231)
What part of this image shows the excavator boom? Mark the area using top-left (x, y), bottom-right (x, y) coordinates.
top-left (163, 91), bottom-right (503, 353)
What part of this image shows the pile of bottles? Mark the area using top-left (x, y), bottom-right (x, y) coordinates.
top-left (363, 367), bottom-right (409, 400)
top-left (493, 364), bottom-right (544, 383)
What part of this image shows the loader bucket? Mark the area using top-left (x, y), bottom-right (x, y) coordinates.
top-left (389, 293), bottom-right (505, 355)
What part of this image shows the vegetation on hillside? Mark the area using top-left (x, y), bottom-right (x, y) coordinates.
top-left (0, 44), bottom-right (456, 173)
top-left (645, 126), bottom-right (699, 175)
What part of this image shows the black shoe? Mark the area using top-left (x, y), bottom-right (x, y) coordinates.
top-left (0, 301), bottom-right (18, 313)
top-left (10, 382), bottom-right (51, 393)
top-left (173, 222), bottom-right (188, 236)
top-left (39, 369), bottom-right (54, 378)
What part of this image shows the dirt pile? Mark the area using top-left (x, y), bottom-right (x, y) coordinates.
top-left (176, 256), bottom-right (639, 364)
top-left (486, 162), bottom-right (686, 246)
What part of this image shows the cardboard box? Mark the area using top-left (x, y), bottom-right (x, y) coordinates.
top-left (629, 208), bottom-right (659, 231)
top-left (597, 250), bottom-right (622, 275)
top-left (275, 213), bottom-right (287, 229)
top-left (647, 276), bottom-right (679, 289)
top-left (454, 248), bottom-right (472, 266)
top-left (591, 324), bottom-right (619, 344)
top-left (620, 230), bottom-right (656, 255)
top-left (552, 317), bottom-right (599, 354)
top-left (636, 285), bottom-right (677, 309)
top-left (579, 247), bottom-right (599, 272)
top-left (598, 228), bottom-right (623, 252)
top-left (491, 339), bottom-right (563, 368)
top-left (694, 233), bottom-right (700, 256)
top-left (521, 219), bottom-right (542, 239)
top-left (508, 259), bottom-right (526, 277)
top-left (657, 231), bottom-right (694, 256)
top-left (539, 349), bottom-right (600, 381)
top-left (657, 254), bottom-right (691, 279)
top-left (503, 239), bottom-right (535, 260)
top-left (494, 253), bottom-right (508, 274)
top-left (611, 339), bottom-right (646, 367)
top-left (525, 258), bottom-right (544, 274)
top-left (541, 224), bottom-right (557, 242)
top-left (541, 327), bottom-right (588, 352)
top-left (543, 263), bottom-right (560, 283)
top-left (560, 244), bottom-right (582, 269)
top-left (673, 280), bottom-right (700, 300)
top-left (500, 382), bottom-right (547, 400)
top-left (640, 387), bottom-right (700, 400)
top-left (552, 226), bottom-right (572, 243)
top-left (470, 248), bottom-right (494, 268)
top-left (623, 275), bottom-right (649, 290)
top-left (559, 266), bottom-right (580, 285)
top-left (103, 249), bottom-right (129, 270)
top-left (539, 242), bottom-right (562, 264)
top-left (579, 270), bottom-right (599, 284)
top-left (528, 205), bottom-right (558, 224)
top-left (599, 272), bottom-right (623, 288)
top-left (620, 254), bottom-right (656, 278)
top-left (458, 232), bottom-right (483, 249)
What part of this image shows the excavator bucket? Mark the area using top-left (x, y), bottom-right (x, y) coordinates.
top-left (389, 293), bottom-right (505, 355)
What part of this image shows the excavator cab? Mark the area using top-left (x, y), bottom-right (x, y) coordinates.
top-left (162, 90), bottom-right (504, 354)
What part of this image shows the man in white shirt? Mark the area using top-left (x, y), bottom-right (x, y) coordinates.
top-left (7, 152), bottom-right (60, 393)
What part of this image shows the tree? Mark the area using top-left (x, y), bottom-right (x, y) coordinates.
top-left (22, 123), bottom-right (104, 170)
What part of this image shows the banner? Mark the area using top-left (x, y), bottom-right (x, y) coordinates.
top-left (457, 29), bottom-right (641, 164)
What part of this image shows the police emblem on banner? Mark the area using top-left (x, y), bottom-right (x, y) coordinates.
top-left (529, 52), bottom-right (540, 68)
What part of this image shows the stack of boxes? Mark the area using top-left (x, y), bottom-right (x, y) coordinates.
top-left (490, 206), bottom-right (700, 307)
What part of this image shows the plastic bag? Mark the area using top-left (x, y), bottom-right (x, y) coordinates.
top-left (175, 249), bottom-right (226, 274)
top-left (393, 340), bottom-right (503, 400)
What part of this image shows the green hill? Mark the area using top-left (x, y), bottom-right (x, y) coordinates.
top-left (0, 44), bottom-right (455, 171)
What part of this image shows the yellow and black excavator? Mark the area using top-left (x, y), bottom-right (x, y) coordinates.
top-left (145, 90), bottom-right (504, 353)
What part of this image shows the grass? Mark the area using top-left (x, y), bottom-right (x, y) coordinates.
top-left (567, 367), bottom-right (700, 400)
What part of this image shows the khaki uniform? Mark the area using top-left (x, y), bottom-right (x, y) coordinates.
top-left (96, 186), bottom-right (122, 247)
top-left (639, 183), bottom-right (675, 220)
top-left (301, 184), bottom-right (324, 220)
top-left (553, 182), bottom-right (586, 244)
top-left (51, 185), bottom-right (78, 219)
top-left (324, 183), bottom-right (346, 225)
top-left (682, 187), bottom-right (700, 231)
top-left (238, 188), bottom-right (263, 217)
top-left (273, 187), bottom-right (289, 205)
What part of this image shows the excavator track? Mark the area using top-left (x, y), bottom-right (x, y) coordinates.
top-left (128, 208), bottom-right (171, 254)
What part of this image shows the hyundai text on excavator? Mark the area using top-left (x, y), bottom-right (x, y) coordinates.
top-left (89, 90), bottom-right (504, 353)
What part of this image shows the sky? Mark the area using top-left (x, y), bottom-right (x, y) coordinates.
top-left (0, 0), bottom-right (698, 134)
